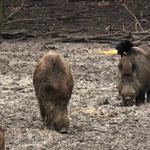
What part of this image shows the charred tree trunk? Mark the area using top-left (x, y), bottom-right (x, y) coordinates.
top-left (0, 0), bottom-right (3, 39)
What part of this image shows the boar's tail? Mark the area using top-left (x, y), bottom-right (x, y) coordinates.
top-left (116, 40), bottom-right (134, 57)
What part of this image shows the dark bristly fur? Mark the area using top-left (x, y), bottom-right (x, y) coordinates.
top-left (118, 46), bottom-right (150, 106)
top-left (0, 125), bottom-right (4, 150)
top-left (33, 51), bottom-right (74, 133)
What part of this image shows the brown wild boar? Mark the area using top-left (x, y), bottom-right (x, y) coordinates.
top-left (33, 51), bottom-right (74, 133)
top-left (0, 125), bottom-right (4, 150)
top-left (116, 40), bottom-right (150, 106)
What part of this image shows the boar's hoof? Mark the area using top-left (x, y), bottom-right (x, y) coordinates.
top-left (123, 97), bottom-right (135, 106)
top-left (59, 127), bottom-right (68, 134)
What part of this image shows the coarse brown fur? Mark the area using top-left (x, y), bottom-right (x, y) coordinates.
top-left (33, 51), bottom-right (74, 133)
top-left (0, 125), bottom-right (4, 150)
top-left (118, 46), bottom-right (150, 106)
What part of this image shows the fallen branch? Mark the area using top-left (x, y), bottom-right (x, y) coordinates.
top-left (4, 18), bottom-right (50, 25)
top-left (54, 33), bottom-right (130, 43)
top-left (2, 29), bottom-right (35, 39)
top-left (123, 3), bottom-right (144, 32)
top-left (53, 31), bottom-right (150, 44)
top-left (4, 0), bottom-right (24, 22)
top-left (140, 34), bottom-right (150, 41)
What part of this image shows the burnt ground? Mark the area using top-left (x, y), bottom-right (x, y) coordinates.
top-left (1, 0), bottom-right (150, 149)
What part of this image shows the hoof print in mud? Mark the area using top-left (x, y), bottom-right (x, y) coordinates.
top-left (33, 51), bottom-right (74, 133)
top-left (117, 40), bottom-right (150, 106)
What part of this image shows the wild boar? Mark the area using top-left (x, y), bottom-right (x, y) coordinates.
top-left (33, 51), bottom-right (74, 133)
top-left (116, 40), bottom-right (150, 106)
top-left (0, 125), bottom-right (4, 150)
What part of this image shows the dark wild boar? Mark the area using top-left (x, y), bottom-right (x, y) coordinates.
top-left (33, 51), bottom-right (74, 133)
top-left (116, 40), bottom-right (150, 106)
top-left (0, 125), bottom-right (4, 150)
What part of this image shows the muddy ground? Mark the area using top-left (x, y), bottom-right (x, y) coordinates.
top-left (1, 0), bottom-right (150, 150)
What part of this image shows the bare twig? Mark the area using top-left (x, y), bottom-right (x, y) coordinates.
top-left (122, 3), bottom-right (144, 32)
top-left (4, 18), bottom-right (45, 25)
top-left (135, 22), bottom-right (138, 32)
top-left (144, 29), bottom-right (150, 33)
top-left (4, 0), bottom-right (24, 21)
top-left (2, 28), bottom-right (35, 40)
top-left (3, 29), bottom-right (28, 34)
top-left (140, 34), bottom-right (150, 41)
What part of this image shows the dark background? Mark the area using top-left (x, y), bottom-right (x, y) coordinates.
top-left (2, 0), bottom-right (150, 41)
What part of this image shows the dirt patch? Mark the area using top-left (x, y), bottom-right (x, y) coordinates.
top-left (0, 39), bottom-right (150, 150)
top-left (1, 0), bottom-right (150, 150)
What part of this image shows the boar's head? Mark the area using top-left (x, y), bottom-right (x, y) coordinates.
top-left (43, 80), bottom-right (73, 134)
top-left (118, 56), bottom-right (141, 106)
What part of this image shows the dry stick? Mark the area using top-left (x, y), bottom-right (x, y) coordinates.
top-left (3, 29), bottom-right (28, 34)
top-left (4, 16), bottom-right (54, 25)
top-left (4, 0), bottom-right (24, 21)
top-left (122, 3), bottom-right (144, 32)
top-left (140, 34), bottom-right (150, 41)
top-left (4, 18), bottom-right (43, 25)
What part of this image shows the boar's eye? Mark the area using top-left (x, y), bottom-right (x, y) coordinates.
top-left (118, 63), bottom-right (122, 71)
top-left (69, 84), bottom-right (74, 93)
top-left (132, 62), bottom-right (137, 71)
top-left (130, 78), bottom-right (134, 82)
top-left (55, 103), bottom-right (59, 107)
top-left (67, 82), bottom-right (74, 94)
top-left (57, 96), bottom-right (67, 101)
top-left (55, 101), bottom-right (67, 107)
top-left (44, 85), bottom-right (55, 96)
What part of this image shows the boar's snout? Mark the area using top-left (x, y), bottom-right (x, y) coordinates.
top-left (121, 88), bottom-right (136, 101)
top-left (120, 87), bottom-right (137, 106)
top-left (124, 96), bottom-right (132, 101)
top-left (53, 116), bottom-right (69, 134)
top-left (122, 93), bottom-right (135, 101)
top-left (59, 127), bottom-right (68, 134)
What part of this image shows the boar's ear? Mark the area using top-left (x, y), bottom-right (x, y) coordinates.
top-left (132, 62), bottom-right (137, 71)
top-left (118, 63), bottom-right (122, 71)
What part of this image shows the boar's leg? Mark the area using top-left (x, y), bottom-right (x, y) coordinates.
top-left (122, 99), bottom-right (127, 106)
top-left (39, 104), bottom-right (46, 120)
top-left (136, 91), bottom-right (145, 105)
top-left (147, 91), bottom-right (150, 102)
